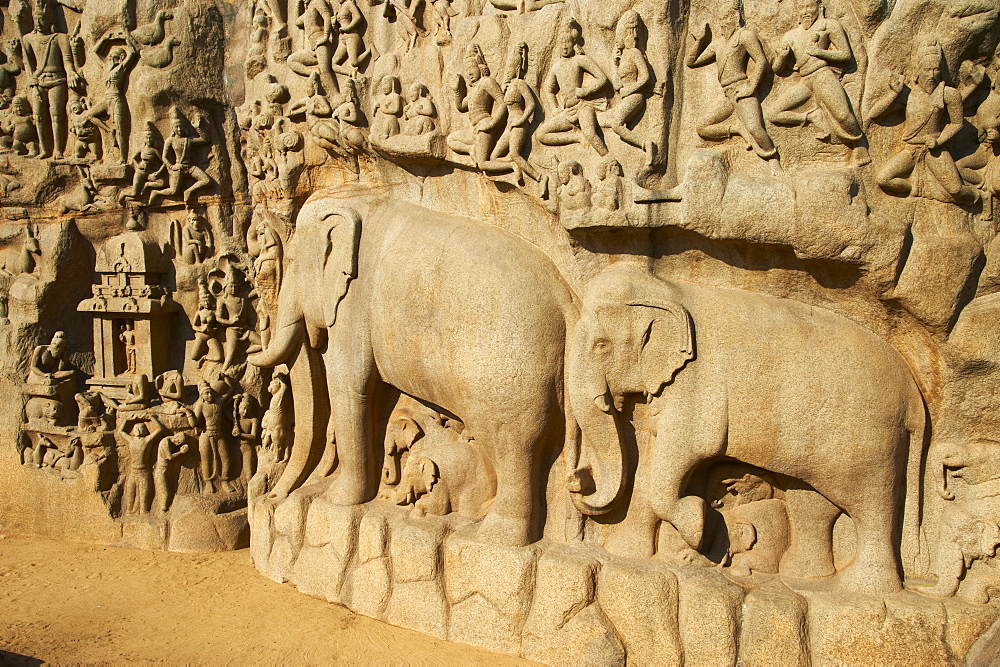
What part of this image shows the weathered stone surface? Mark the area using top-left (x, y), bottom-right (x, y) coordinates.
top-left (597, 558), bottom-right (682, 665)
top-left (738, 582), bottom-right (809, 667)
top-left (522, 548), bottom-right (625, 665)
top-left (444, 534), bottom-right (538, 655)
top-left (674, 566), bottom-right (744, 666)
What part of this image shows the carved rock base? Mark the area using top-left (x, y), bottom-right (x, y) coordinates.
top-left (250, 484), bottom-right (999, 664)
top-left (0, 457), bottom-right (249, 553)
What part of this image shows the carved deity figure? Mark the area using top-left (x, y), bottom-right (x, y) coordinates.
top-left (0, 40), bottom-right (23, 107)
top-left (127, 122), bottom-right (165, 201)
top-left (494, 42), bottom-right (540, 182)
top-left (28, 331), bottom-right (73, 386)
top-left (182, 209), bottom-right (214, 264)
top-left (685, 0), bottom-right (778, 162)
top-left (958, 66), bottom-right (1000, 210)
top-left (120, 416), bottom-right (166, 515)
top-left (148, 107), bottom-right (214, 206)
top-left (331, 78), bottom-right (367, 153)
top-left (5, 96), bottom-right (39, 157)
top-left (215, 270), bottom-right (250, 369)
top-left (771, 0), bottom-right (868, 164)
top-left (246, 6), bottom-right (270, 79)
top-left (537, 18), bottom-right (610, 156)
top-left (598, 11), bottom-right (655, 161)
top-left (447, 45), bottom-right (514, 175)
top-left (68, 97), bottom-right (107, 161)
top-left (85, 44), bottom-right (137, 163)
top-left (119, 320), bottom-right (136, 374)
top-left (557, 159), bottom-right (591, 226)
top-left (191, 380), bottom-right (232, 493)
top-left (332, 0), bottom-right (369, 72)
top-left (591, 157), bottom-right (626, 225)
top-left (404, 83), bottom-right (437, 135)
top-left (288, 72), bottom-right (340, 154)
top-left (870, 42), bottom-right (977, 205)
top-left (154, 433), bottom-right (188, 512)
top-left (372, 75), bottom-right (404, 140)
top-left (190, 282), bottom-right (223, 366)
top-left (21, 0), bottom-right (84, 159)
top-left (287, 0), bottom-right (339, 98)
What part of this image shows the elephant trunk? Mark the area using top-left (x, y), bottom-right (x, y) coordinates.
top-left (248, 320), bottom-right (303, 368)
top-left (567, 375), bottom-right (625, 516)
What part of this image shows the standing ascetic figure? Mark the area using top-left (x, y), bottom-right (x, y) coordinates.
top-left (22, 0), bottom-right (84, 159)
top-left (249, 192), bottom-right (579, 547)
top-left (869, 41), bottom-right (977, 205)
top-left (771, 0), bottom-right (868, 165)
top-left (686, 0), bottom-right (778, 164)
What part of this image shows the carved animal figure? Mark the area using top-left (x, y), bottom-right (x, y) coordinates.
top-left (140, 38), bottom-right (181, 69)
top-left (249, 190), bottom-right (579, 547)
top-left (130, 10), bottom-right (174, 46)
top-left (381, 397), bottom-right (445, 486)
top-left (393, 441), bottom-right (497, 520)
top-left (567, 263), bottom-right (925, 594)
top-left (716, 474), bottom-right (790, 577)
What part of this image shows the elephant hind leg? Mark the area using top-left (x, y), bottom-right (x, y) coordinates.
top-left (475, 412), bottom-right (551, 548)
top-left (834, 498), bottom-right (902, 595)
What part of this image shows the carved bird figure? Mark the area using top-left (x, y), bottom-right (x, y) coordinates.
top-left (130, 10), bottom-right (174, 47)
top-left (139, 38), bottom-right (181, 69)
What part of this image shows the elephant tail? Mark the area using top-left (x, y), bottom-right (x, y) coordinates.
top-left (901, 390), bottom-right (929, 577)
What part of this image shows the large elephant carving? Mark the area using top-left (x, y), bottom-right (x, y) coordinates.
top-left (567, 263), bottom-right (926, 594)
top-left (249, 188), bottom-right (579, 547)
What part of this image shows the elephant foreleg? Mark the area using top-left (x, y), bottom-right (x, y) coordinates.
top-left (780, 487), bottom-right (839, 579)
top-left (324, 383), bottom-right (380, 505)
top-left (477, 417), bottom-right (546, 547)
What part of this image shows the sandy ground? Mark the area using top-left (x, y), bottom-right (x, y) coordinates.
top-left (0, 535), bottom-right (532, 665)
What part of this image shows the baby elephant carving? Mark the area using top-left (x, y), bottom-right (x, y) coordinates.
top-left (715, 474), bottom-right (790, 578)
top-left (392, 442), bottom-right (496, 520)
top-left (912, 440), bottom-right (1000, 603)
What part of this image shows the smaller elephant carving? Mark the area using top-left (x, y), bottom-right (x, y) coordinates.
top-left (392, 442), bottom-right (496, 520)
top-left (715, 474), bottom-right (790, 578)
top-left (381, 397), bottom-right (446, 486)
top-left (912, 440), bottom-right (1000, 603)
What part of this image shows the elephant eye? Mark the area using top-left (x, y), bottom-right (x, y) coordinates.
top-left (593, 338), bottom-right (610, 352)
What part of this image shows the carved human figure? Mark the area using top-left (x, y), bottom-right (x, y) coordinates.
top-left (191, 380), bottom-right (231, 493)
top-left (148, 107), bottom-right (214, 206)
top-left (260, 372), bottom-right (291, 463)
top-left (429, 0), bottom-right (455, 43)
top-left (494, 42), bottom-right (540, 182)
top-left (119, 320), bottom-right (136, 374)
top-left (591, 157), bottom-right (626, 225)
top-left (232, 393), bottom-right (261, 483)
top-left (154, 432), bottom-right (189, 512)
top-left (288, 0), bottom-right (339, 97)
top-left (537, 18), bottom-right (610, 156)
top-left (68, 97), bottom-right (106, 161)
top-left (288, 72), bottom-right (339, 155)
top-left (215, 270), bottom-right (250, 369)
top-left (127, 122), bottom-right (164, 201)
top-left (154, 370), bottom-right (186, 413)
top-left (84, 44), bottom-right (137, 164)
top-left (598, 11), bottom-right (655, 160)
top-left (246, 6), bottom-right (270, 79)
top-left (331, 77), bottom-right (367, 152)
top-left (372, 75), bottom-right (404, 141)
top-left (182, 210), bottom-right (214, 265)
top-left (5, 96), bottom-right (39, 157)
top-left (250, 212), bottom-right (283, 299)
top-left (28, 331), bottom-right (73, 386)
top-left (120, 415), bottom-right (166, 515)
top-left (557, 159), bottom-right (591, 213)
top-left (685, 0), bottom-right (778, 162)
top-left (21, 0), bottom-right (84, 159)
top-left (403, 83), bottom-right (437, 135)
top-left (119, 373), bottom-right (152, 412)
top-left (958, 72), bottom-right (1000, 210)
top-left (190, 282), bottom-right (223, 366)
top-left (869, 42), bottom-right (977, 205)
top-left (447, 45), bottom-right (513, 174)
top-left (331, 0), bottom-right (369, 72)
top-left (771, 0), bottom-right (867, 164)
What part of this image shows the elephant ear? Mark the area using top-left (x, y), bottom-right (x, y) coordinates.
top-left (630, 299), bottom-right (694, 397)
top-left (417, 456), bottom-right (440, 495)
top-left (399, 418), bottom-right (424, 451)
top-left (321, 208), bottom-right (362, 328)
